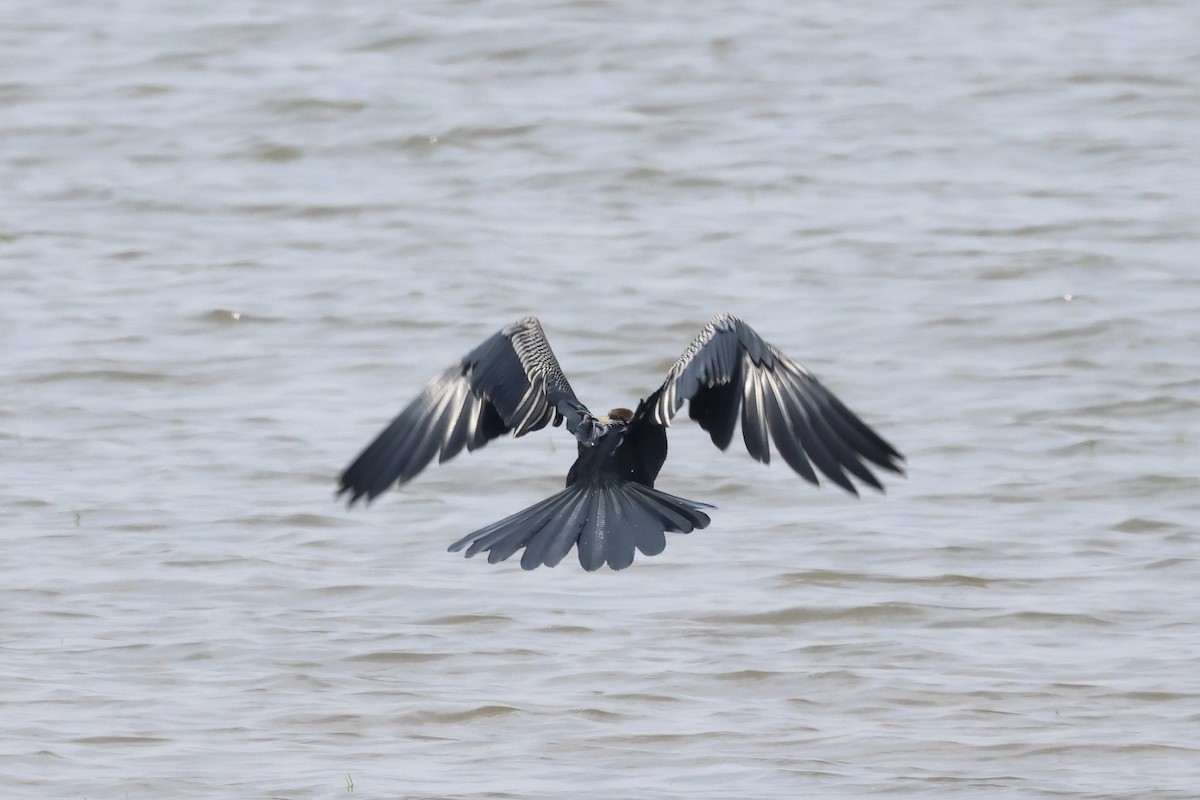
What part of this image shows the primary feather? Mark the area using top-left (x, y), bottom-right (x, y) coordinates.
top-left (645, 313), bottom-right (903, 494)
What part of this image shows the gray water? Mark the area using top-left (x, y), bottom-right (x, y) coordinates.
top-left (3, 1), bottom-right (1199, 797)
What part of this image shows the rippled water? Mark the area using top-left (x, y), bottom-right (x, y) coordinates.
top-left (4, 1), bottom-right (1199, 797)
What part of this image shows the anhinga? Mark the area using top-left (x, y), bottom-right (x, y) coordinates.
top-left (339, 314), bottom-right (903, 571)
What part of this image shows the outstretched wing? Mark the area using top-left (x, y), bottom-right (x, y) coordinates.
top-left (642, 313), bottom-right (904, 495)
top-left (339, 317), bottom-right (592, 504)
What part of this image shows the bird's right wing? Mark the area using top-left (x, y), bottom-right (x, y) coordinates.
top-left (640, 313), bottom-right (904, 495)
top-left (339, 317), bottom-right (593, 504)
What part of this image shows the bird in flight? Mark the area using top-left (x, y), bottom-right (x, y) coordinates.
top-left (339, 314), bottom-right (903, 571)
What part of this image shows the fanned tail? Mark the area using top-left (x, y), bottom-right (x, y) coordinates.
top-left (447, 481), bottom-right (714, 571)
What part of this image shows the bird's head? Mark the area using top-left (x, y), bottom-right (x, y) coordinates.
top-left (602, 407), bottom-right (634, 425)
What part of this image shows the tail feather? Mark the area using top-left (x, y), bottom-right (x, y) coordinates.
top-left (626, 500), bottom-right (667, 558)
top-left (447, 481), bottom-right (714, 571)
top-left (577, 486), bottom-right (613, 571)
top-left (626, 483), bottom-right (712, 533)
top-left (520, 487), bottom-right (594, 570)
top-left (458, 490), bottom-right (566, 559)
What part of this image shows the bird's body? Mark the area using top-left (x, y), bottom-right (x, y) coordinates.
top-left (339, 314), bottom-right (904, 571)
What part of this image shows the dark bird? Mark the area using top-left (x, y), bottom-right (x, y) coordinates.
top-left (338, 314), bottom-right (904, 571)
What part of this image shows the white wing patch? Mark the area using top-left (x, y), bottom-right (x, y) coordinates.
top-left (652, 313), bottom-right (740, 425)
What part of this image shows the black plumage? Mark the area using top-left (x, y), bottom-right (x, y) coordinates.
top-left (338, 314), bottom-right (904, 571)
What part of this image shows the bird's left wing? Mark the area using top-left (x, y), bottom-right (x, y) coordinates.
top-left (339, 317), bottom-right (593, 504)
top-left (640, 313), bottom-right (905, 495)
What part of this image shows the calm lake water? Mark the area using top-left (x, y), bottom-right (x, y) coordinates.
top-left (3, 1), bottom-right (1199, 797)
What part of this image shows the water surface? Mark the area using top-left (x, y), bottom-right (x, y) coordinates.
top-left (2, 1), bottom-right (1198, 797)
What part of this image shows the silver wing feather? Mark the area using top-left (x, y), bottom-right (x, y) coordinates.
top-left (339, 317), bottom-right (591, 504)
top-left (646, 313), bottom-right (904, 495)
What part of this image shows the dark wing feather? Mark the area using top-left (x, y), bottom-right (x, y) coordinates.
top-left (643, 313), bottom-right (904, 494)
top-left (339, 317), bottom-right (590, 504)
